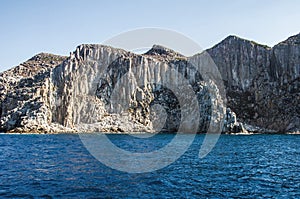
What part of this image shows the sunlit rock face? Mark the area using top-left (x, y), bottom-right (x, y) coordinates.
top-left (0, 53), bottom-right (68, 133)
top-left (0, 33), bottom-right (299, 134)
top-left (50, 44), bottom-right (220, 133)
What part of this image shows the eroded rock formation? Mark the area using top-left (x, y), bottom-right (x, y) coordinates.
top-left (0, 33), bottom-right (299, 134)
top-left (208, 34), bottom-right (300, 133)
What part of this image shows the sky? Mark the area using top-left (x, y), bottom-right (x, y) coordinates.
top-left (0, 0), bottom-right (300, 72)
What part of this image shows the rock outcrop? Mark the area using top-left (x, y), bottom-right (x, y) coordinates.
top-left (207, 34), bottom-right (300, 133)
top-left (0, 53), bottom-right (68, 133)
top-left (0, 33), bottom-right (299, 134)
top-left (49, 44), bottom-right (223, 133)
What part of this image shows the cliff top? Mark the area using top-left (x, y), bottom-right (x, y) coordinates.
top-left (213, 35), bottom-right (271, 50)
top-left (144, 44), bottom-right (186, 61)
top-left (2, 33), bottom-right (300, 78)
top-left (145, 45), bottom-right (184, 56)
top-left (0, 52), bottom-right (67, 78)
top-left (28, 53), bottom-right (67, 62)
top-left (276, 33), bottom-right (300, 46)
top-left (75, 44), bottom-right (130, 54)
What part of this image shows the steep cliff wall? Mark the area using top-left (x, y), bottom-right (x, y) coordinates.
top-left (207, 34), bottom-right (300, 132)
top-left (0, 33), bottom-right (299, 133)
top-left (49, 44), bottom-right (222, 133)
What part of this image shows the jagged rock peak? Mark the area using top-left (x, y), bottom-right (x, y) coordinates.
top-left (71, 44), bottom-right (131, 60)
top-left (276, 33), bottom-right (300, 45)
top-left (144, 44), bottom-right (185, 58)
top-left (76, 44), bottom-right (129, 51)
top-left (216, 35), bottom-right (271, 49)
top-left (28, 53), bottom-right (67, 62)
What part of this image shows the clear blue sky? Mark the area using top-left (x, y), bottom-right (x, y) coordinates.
top-left (0, 0), bottom-right (300, 72)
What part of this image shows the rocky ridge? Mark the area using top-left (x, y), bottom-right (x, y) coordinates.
top-left (0, 34), bottom-right (299, 134)
top-left (207, 34), bottom-right (300, 133)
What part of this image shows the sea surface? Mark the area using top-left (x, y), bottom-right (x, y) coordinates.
top-left (0, 134), bottom-right (299, 198)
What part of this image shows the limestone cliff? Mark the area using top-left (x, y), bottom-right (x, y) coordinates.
top-left (49, 44), bottom-right (222, 133)
top-left (0, 53), bottom-right (68, 133)
top-left (0, 33), bottom-right (299, 134)
top-left (207, 34), bottom-right (300, 133)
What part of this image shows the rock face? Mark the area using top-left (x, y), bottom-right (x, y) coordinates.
top-left (0, 33), bottom-right (299, 134)
top-left (0, 53), bottom-right (68, 133)
top-left (207, 34), bottom-right (300, 133)
top-left (49, 44), bottom-right (223, 133)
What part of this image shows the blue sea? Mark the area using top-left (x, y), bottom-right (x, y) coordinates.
top-left (0, 134), bottom-right (299, 198)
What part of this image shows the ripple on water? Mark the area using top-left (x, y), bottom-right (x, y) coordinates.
top-left (0, 134), bottom-right (299, 198)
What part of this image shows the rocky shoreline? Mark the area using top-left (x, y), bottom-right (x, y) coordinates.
top-left (0, 34), bottom-right (299, 134)
top-left (2, 130), bottom-right (300, 135)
